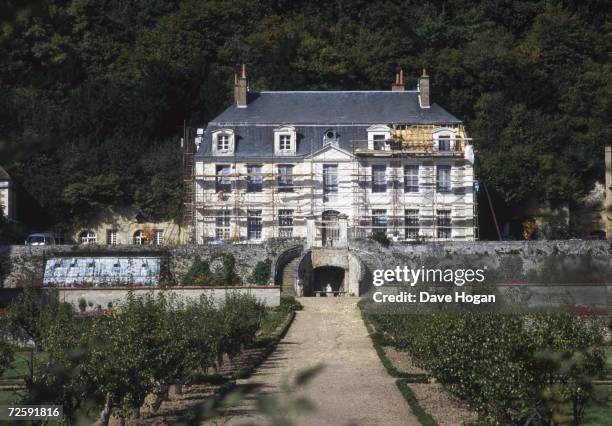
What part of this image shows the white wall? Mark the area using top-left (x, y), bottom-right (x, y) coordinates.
top-left (59, 286), bottom-right (281, 309)
top-left (195, 148), bottom-right (476, 243)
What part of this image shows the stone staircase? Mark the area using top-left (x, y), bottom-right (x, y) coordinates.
top-left (280, 257), bottom-right (300, 296)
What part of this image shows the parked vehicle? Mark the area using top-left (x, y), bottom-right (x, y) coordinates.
top-left (25, 233), bottom-right (65, 246)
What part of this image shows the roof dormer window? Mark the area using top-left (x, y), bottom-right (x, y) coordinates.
top-left (367, 125), bottom-right (391, 150)
top-left (274, 126), bottom-right (297, 155)
top-left (323, 129), bottom-right (339, 146)
top-left (212, 129), bottom-right (235, 155)
top-left (433, 128), bottom-right (456, 152)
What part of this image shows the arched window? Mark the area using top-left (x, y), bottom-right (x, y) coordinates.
top-left (79, 230), bottom-right (97, 245)
top-left (133, 230), bottom-right (146, 245)
top-left (433, 128), bottom-right (456, 152)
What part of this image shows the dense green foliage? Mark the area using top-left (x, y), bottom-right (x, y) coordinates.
top-left (0, 209), bottom-right (23, 244)
top-left (0, 340), bottom-right (13, 379)
top-left (181, 256), bottom-right (211, 285)
top-left (0, 289), bottom-right (270, 423)
top-left (368, 313), bottom-right (606, 424)
top-left (249, 258), bottom-right (272, 285)
top-left (182, 254), bottom-right (240, 285)
top-left (1, 1), bottom-right (610, 235)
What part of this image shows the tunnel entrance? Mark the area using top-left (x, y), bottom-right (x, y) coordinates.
top-left (312, 266), bottom-right (345, 296)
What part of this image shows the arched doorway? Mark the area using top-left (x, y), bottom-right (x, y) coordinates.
top-left (312, 266), bottom-right (345, 295)
top-left (321, 210), bottom-right (340, 247)
top-left (296, 249), bottom-right (366, 296)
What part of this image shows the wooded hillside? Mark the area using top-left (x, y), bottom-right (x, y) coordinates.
top-left (0, 0), bottom-right (610, 236)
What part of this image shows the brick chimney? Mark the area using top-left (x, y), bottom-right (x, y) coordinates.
top-left (391, 69), bottom-right (405, 91)
top-left (418, 68), bottom-right (430, 108)
top-left (234, 64), bottom-right (248, 108)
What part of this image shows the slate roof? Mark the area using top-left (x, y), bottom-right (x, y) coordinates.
top-left (197, 91), bottom-right (462, 159)
top-left (209, 91), bottom-right (460, 125)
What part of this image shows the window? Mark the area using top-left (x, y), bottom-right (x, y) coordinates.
top-left (274, 126), bottom-right (297, 155)
top-left (246, 165), bottom-right (263, 192)
top-left (278, 210), bottom-right (293, 238)
top-left (323, 164), bottom-right (338, 201)
top-left (438, 135), bottom-right (451, 151)
top-left (106, 230), bottom-right (117, 245)
top-left (133, 230), bottom-right (146, 245)
top-left (371, 209), bottom-right (387, 234)
top-left (217, 134), bottom-right (230, 151)
top-left (215, 211), bottom-right (231, 240)
top-left (80, 230), bottom-right (97, 245)
top-left (405, 210), bottom-right (419, 239)
top-left (216, 165), bottom-right (232, 193)
top-left (437, 210), bottom-right (452, 239)
top-left (323, 129), bottom-right (339, 146)
top-left (367, 125), bottom-right (391, 150)
top-left (279, 135), bottom-right (292, 152)
top-left (373, 134), bottom-right (386, 150)
top-left (404, 165), bottom-right (419, 192)
top-left (437, 165), bottom-right (451, 193)
top-left (154, 230), bottom-right (164, 245)
top-left (212, 129), bottom-right (234, 155)
top-left (277, 165), bottom-right (294, 192)
top-left (247, 210), bottom-right (262, 240)
top-left (372, 165), bottom-right (387, 193)
top-left (211, 130), bottom-right (234, 155)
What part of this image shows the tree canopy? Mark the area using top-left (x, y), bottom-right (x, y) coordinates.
top-left (0, 0), bottom-right (610, 236)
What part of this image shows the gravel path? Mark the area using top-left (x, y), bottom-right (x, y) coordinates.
top-left (208, 297), bottom-right (418, 425)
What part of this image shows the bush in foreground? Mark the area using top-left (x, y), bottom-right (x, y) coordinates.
top-left (1, 289), bottom-right (268, 425)
top-left (368, 313), bottom-right (605, 425)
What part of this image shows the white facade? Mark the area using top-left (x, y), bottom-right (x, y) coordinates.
top-left (194, 129), bottom-right (476, 246)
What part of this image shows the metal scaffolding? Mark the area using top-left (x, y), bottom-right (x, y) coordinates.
top-left (190, 124), bottom-right (478, 244)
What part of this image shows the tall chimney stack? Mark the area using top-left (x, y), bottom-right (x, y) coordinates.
top-left (391, 69), bottom-right (405, 91)
top-left (419, 68), bottom-right (430, 108)
top-left (234, 64), bottom-right (248, 107)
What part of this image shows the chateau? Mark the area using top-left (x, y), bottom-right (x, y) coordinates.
top-left (193, 66), bottom-right (476, 246)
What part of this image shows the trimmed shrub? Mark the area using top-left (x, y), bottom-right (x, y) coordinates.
top-left (181, 256), bottom-right (211, 285)
top-left (368, 313), bottom-right (605, 425)
top-left (217, 292), bottom-right (265, 361)
top-left (249, 258), bottom-right (272, 285)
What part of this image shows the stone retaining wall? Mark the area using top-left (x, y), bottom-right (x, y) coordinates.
top-left (347, 240), bottom-right (612, 285)
top-left (0, 241), bottom-right (302, 288)
top-left (2, 240), bottom-right (611, 290)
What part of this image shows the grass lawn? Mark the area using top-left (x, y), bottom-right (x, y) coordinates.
top-left (582, 346), bottom-right (612, 425)
top-left (1, 350), bottom-right (48, 383)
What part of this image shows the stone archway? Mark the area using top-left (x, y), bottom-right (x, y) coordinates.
top-left (312, 266), bottom-right (345, 294)
top-left (273, 246), bottom-right (303, 296)
top-left (296, 248), bottom-right (366, 296)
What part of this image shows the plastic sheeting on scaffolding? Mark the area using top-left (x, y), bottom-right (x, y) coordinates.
top-left (43, 257), bottom-right (160, 287)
